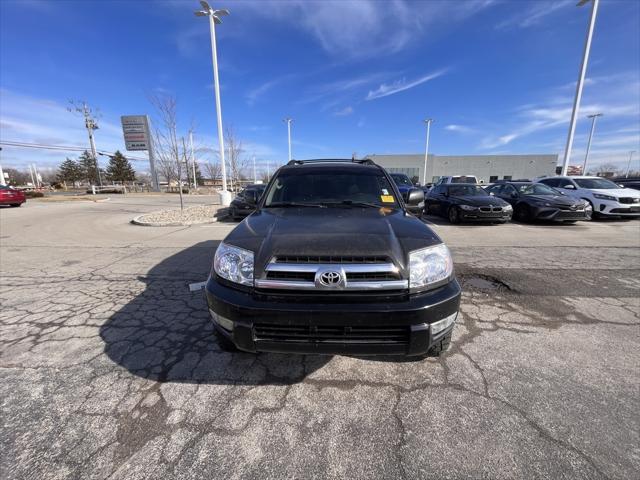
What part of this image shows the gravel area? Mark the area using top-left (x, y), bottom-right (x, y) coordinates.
top-left (132, 204), bottom-right (219, 226)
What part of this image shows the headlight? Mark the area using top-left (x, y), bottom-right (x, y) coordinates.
top-left (584, 203), bottom-right (593, 211)
top-left (213, 242), bottom-right (254, 286)
top-left (593, 193), bottom-right (617, 201)
top-left (409, 244), bottom-right (453, 291)
top-left (459, 204), bottom-right (477, 211)
top-left (502, 204), bottom-right (513, 211)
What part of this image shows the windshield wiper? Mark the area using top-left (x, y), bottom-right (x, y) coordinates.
top-left (265, 202), bottom-right (326, 208)
top-left (322, 201), bottom-right (386, 208)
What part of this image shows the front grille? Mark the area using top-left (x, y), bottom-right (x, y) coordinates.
top-left (556, 210), bottom-right (586, 219)
top-left (619, 197), bottom-right (638, 204)
top-left (266, 271), bottom-right (315, 281)
top-left (274, 255), bottom-right (390, 264)
top-left (346, 272), bottom-right (400, 281)
top-left (254, 323), bottom-right (410, 344)
top-left (479, 206), bottom-right (503, 212)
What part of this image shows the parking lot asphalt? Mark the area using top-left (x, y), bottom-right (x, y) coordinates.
top-left (1, 195), bottom-right (639, 479)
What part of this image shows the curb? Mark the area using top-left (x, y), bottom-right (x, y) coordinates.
top-left (130, 213), bottom-right (218, 227)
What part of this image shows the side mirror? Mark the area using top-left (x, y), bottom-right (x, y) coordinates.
top-left (618, 184), bottom-right (625, 188)
top-left (564, 184), bottom-right (576, 190)
top-left (489, 192), bottom-right (495, 196)
top-left (246, 191), bottom-right (258, 206)
top-left (406, 188), bottom-right (424, 206)
top-left (510, 192), bottom-right (518, 199)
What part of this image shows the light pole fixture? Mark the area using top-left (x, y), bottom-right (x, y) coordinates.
top-left (283, 118), bottom-right (293, 161)
top-left (627, 150), bottom-right (637, 178)
top-left (422, 118), bottom-right (433, 185)
top-left (195, 1), bottom-right (231, 205)
top-left (582, 112), bottom-right (602, 175)
top-left (561, 0), bottom-right (600, 176)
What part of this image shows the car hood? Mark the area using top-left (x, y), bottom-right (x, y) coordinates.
top-left (223, 207), bottom-right (442, 276)
top-left (526, 194), bottom-right (582, 206)
top-left (450, 195), bottom-right (508, 207)
top-left (590, 188), bottom-right (640, 198)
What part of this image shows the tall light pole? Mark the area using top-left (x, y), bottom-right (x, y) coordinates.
top-left (626, 151), bottom-right (637, 178)
top-left (252, 155), bottom-right (257, 183)
top-left (189, 131), bottom-right (197, 188)
top-left (561, 0), bottom-right (600, 176)
top-left (582, 112), bottom-right (602, 175)
top-left (195, 1), bottom-right (231, 205)
top-left (283, 117), bottom-right (292, 161)
top-left (422, 118), bottom-right (433, 185)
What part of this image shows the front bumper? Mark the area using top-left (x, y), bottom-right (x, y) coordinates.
top-left (205, 276), bottom-right (461, 356)
top-left (531, 206), bottom-right (590, 222)
top-left (459, 209), bottom-right (512, 222)
top-left (594, 199), bottom-right (640, 217)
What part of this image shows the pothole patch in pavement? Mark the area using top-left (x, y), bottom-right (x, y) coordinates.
top-left (459, 274), bottom-right (514, 293)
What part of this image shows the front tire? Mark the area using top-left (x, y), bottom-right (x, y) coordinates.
top-left (448, 206), bottom-right (460, 224)
top-left (214, 329), bottom-right (239, 352)
top-left (428, 331), bottom-right (452, 356)
top-left (514, 204), bottom-right (530, 222)
top-left (10, 203), bottom-right (21, 208)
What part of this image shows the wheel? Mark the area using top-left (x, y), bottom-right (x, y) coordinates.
top-left (514, 204), bottom-right (530, 222)
top-left (214, 329), bottom-right (239, 352)
top-left (428, 331), bottom-right (452, 357)
top-left (448, 206), bottom-right (460, 224)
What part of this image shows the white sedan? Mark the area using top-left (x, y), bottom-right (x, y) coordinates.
top-left (535, 176), bottom-right (640, 218)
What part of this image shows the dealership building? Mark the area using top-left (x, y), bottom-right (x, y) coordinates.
top-left (366, 154), bottom-right (558, 185)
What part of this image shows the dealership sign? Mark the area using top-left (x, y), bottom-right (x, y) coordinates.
top-left (121, 115), bottom-right (151, 151)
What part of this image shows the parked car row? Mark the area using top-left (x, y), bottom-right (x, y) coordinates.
top-left (228, 173), bottom-right (640, 226)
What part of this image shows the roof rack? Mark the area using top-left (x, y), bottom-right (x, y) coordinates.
top-left (286, 158), bottom-right (376, 166)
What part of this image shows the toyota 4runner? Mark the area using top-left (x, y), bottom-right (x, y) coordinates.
top-left (205, 159), bottom-right (461, 357)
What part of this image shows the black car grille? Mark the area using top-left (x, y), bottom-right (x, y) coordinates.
top-left (274, 255), bottom-right (390, 264)
top-left (253, 324), bottom-right (410, 344)
top-left (266, 271), bottom-right (315, 281)
top-left (479, 206), bottom-right (503, 212)
top-left (265, 271), bottom-right (400, 282)
top-left (556, 210), bottom-right (586, 219)
top-left (619, 197), bottom-right (638, 204)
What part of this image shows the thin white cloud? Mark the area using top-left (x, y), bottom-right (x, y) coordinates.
top-left (334, 106), bottom-right (354, 117)
top-left (365, 70), bottom-right (448, 101)
top-left (445, 124), bottom-right (474, 134)
top-left (496, 0), bottom-right (573, 30)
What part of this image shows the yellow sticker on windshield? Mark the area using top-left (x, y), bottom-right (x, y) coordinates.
top-left (380, 195), bottom-right (395, 203)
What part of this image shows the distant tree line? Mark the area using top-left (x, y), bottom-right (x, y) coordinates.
top-left (57, 150), bottom-right (135, 185)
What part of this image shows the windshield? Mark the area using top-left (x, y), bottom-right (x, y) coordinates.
top-left (448, 185), bottom-right (487, 196)
top-left (451, 176), bottom-right (477, 184)
top-left (516, 184), bottom-right (558, 196)
top-left (390, 174), bottom-right (413, 187)
top-left (574, 178), bottom-right (619, 189)
top-left (264, 170), bottom-right (399, 208)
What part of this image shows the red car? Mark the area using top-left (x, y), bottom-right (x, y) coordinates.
top-left (0, 185), bottom-right (26, 207)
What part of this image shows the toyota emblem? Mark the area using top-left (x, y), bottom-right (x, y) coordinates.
top-left (319, 271), bottom-right (342, 286)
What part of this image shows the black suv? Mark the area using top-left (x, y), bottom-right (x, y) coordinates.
top-left (229, 184), bottom-right (266, 220)
top-left (205, 159), bottom-right (461, 357)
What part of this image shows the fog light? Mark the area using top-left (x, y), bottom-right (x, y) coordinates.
top-left (431, 312), bottom-right (457, 335)
top-left (209, 309), bottom-right (234, 331)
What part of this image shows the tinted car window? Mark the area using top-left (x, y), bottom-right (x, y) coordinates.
top-left (515, 184), bottom-right (558, 196)
top-left (264, 170), bottom-right (399, 207)
top-left (540, 178), bottom-right (559, 187)
top-left (574, 178), bottom-right (620, 189)
top-left (447, 185), bottom-right (487, 196)
top-left (390, 174), bottom-right (413, 187)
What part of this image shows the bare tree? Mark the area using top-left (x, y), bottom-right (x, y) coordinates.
top-left (224, 126), bottom-right (248, 190)
top-left (203, 161), bottom-right (221, 182)
top-left (591, 162), bottom-right (620, 177)
top-left (149, 93), bottom-right (188, 211)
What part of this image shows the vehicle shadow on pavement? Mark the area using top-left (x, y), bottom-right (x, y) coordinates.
top-left (100, 240), bottom-right (330, 386)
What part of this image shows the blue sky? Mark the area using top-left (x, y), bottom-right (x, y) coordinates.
top-left (1, 0), bottom-right (639, 175)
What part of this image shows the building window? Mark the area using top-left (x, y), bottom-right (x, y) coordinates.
top-left (489, 175), bottom-right (498, 183)
top-left (503, 175), bottom-right (512, 180)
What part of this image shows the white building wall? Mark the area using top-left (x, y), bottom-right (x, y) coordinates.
top-left (367, 154), bottom-right (558, 184)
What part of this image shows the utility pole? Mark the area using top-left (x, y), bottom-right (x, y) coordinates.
top-left (0, 147), bottom-right (4, 185)
top-left (28, 164), bottom-right (36, 186)
top-left (68, 100), bottom-right (102, 186)
top-left (561, 0), bottom-right (599, 176)
top-left (284, 117), bottom-right (293, 161)
top-left (423, 118), bottom-right (433, 185)
top-left (253, 155), bottom-right (257, 183)
top-left (627, 151), bottom-right (637, 178)
top-left (582, 113), bottom-right (602, 175)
